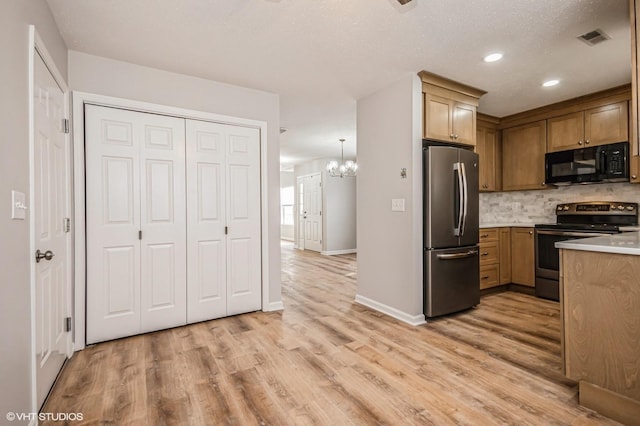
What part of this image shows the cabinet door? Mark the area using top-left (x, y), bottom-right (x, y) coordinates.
top-left (502, 121), bottom-right (547, 191)
top-left (584, 101), bottom-right (628, 147)
top-left (452, 102), bottom-right (476, 146)
top-left (424, 93), bottom-right (453, 141)
top-left (499, 228), bottom-right (511, 284)
top-left (632, 155), bottom-right (640, 183)
top-left (477, 127), bottom-right (497, 191)
top-left (511, 227), bottom-right (534, 287)
top-left (547, 112), bottom-right (584, 152)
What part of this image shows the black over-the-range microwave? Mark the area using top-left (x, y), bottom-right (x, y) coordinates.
top-left (544, 141), bottom-right (629, 185)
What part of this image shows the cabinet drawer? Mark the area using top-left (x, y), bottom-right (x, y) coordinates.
top-left (479, 242), bottom-right (499, 265)
top-left (479, 228), bottom-right (499, 242)
top-left (480, 264), bottom-right (500, 290)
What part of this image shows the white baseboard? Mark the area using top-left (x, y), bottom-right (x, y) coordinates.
top-left (264, 301), bottom-right (284, 312)
top-left (354, 294), bottom-right (426, 326)
top-left (321, 248), bottom-right (357, 256)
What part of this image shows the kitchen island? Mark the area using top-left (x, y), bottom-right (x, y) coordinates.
top-left (556, 232), bottom-right (640, 425)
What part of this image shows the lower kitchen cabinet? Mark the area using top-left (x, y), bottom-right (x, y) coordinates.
top-left (499, 227), bottom-right (511, 284)
top-left (479, 227), bottom-right (509, 290)
top-left (479, 227), bottom-right (532, 291)
top-left (510, 227), bottom-right (535, 287)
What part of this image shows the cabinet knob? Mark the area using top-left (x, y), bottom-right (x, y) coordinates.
top-left (450, 133), bottom-right (455, 138)
top-left (541, 182), bottom-right (545, 187)
top-left (529, 231), bottom-right (533, 235)
top-left (632, 175), bottom-right (638, 180)
top-left (578, 140), bottom-right (583, 145)
top-left (454, 134), bottom-right (459, 139)
top-left (585, 139), bottom-right (590, 145)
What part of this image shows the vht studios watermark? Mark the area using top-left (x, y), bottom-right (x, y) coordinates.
top-left (6, 412), bottom-right (84, 422)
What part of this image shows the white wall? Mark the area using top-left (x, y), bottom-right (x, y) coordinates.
top-left (0, 0), bottom-right (68, 416)
top-left (355, 74), bottom-right (424, 324)
top-left (280, 170), bottom-right (295, 241)
top-left (294, 159), bottom-right (357, 253)
top-left (68, 51), bottom-right (282, 307)
top-left (324, 173), bottom-right (357, 253)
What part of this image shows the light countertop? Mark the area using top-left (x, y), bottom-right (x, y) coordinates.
top-left (619, 226), bottom-right (640, 232)
top-left (555, 231), bottom-right (640, 256)
top-left (480, 223), bottom-right (537, 229)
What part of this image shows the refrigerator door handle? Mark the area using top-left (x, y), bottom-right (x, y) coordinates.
top-left (453, 162), bottom-right (464, 236)
top-left (436, 249), bottom-right (479, 260)
top-left (460, 161), bottom-right (468, 236)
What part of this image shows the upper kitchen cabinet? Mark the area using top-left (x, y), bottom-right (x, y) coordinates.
top-left (629, 0), bottom-right (640, 183)
top-left (477, 114), bottom-right (501, 192)
top-left (547, 102), bottom-right (628, 152)
top-left (502, 120), bottom-right (547, 191)
top-left (419, 71), bottom-right (486, 146)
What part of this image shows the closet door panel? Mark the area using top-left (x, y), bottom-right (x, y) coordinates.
top-left (140, 115), bottom-right (187, 332)
top-left (186, 120), bottom-right (227, 322)
top-left (226, 126), bottom-right (262, 315)
top-left (85, 105), bottom-right (142, 344)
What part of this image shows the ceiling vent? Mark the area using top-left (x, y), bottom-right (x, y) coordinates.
top-left (397, 0), bottom-right (413, 4)
top-left (577, 29), bottom-right (610, 46)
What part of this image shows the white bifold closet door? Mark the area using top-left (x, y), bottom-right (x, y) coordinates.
top-left (85, 105), bottom-right (187, 344)
top-left (186, 120), bottom-right (261, 323)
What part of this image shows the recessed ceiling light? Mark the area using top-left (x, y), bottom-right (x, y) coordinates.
top-left (543, 79), bottom-right (560, 87)
top-left (483, 53), bottom-right (503, 63)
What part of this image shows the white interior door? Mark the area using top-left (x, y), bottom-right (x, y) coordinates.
top-left (85, 105), bottom-right (186, 343)
top-left (225, 124), bottom-right (261, 315)
top-left (186, 120), bottom-right (262, 318)
top-left (186, 120), bottom-right (227, 322)
top-left (139, 113), bottom-right (187, 333)
top-left (302, 173), bottom-right (322, 252)
top-left (33, 51), bottom-right (70, 408)
top-left (296, 176), bottom-right (305, 249)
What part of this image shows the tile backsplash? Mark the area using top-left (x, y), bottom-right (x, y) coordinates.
top-left (480, 183), bottom-right (640, 224)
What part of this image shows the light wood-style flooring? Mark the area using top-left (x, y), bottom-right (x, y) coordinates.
top-left (43, 242), bottom-right (619, 425)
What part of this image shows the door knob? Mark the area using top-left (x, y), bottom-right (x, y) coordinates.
top-left (35, 249), bottom-right (55, 263)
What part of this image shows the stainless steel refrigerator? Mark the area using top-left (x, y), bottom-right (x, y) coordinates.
top-left (423, 143), bottom-right (480, 318)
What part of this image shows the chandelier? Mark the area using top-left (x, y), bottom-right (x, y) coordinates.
top-left (326, 139), bottom-right (357, 178)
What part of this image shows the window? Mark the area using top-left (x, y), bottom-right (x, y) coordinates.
top-left (281, 186), bottom-right (294, 226)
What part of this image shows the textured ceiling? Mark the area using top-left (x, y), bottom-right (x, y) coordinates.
top-left (46, 0), bottom-right (631, 169)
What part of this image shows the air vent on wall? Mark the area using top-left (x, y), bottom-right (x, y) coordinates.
top-left (577, 29), bottom-right (610, 46)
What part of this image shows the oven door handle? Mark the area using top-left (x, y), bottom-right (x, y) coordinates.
top-left (536, 230), bottom-right (611, 238)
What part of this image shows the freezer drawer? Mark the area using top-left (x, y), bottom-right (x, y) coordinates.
top-left (424, 246), bottom-right (480, 318)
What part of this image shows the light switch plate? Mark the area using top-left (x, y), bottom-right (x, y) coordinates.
top-left (391, 198), bottom-right (405, 212)
top-left (11, 190), bottom-right (27, 220)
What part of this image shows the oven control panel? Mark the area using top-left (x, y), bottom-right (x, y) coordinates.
top-left (556, 202), bottom-right (637, 215)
